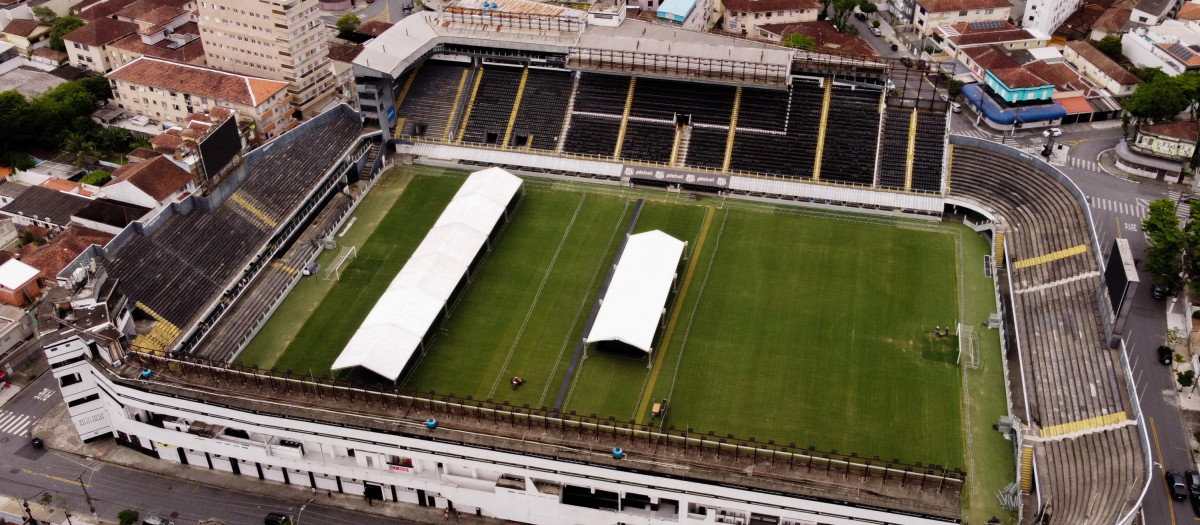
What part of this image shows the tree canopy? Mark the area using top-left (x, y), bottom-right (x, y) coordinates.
top-left (1123, 74), bottom-right (1190, 125)
top-left (1092, 35), bottom-right (1122, 61)
top-left (336, 14), bottom-right (362, 35)
top-left (31, 5), bottom-right (57, 23)
top-left (48, 16), bottom-right (85, 52)
top-left (1144, 198), bottom-right (1186, 292)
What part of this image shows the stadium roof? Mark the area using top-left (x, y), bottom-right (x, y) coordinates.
top-left (332, 167), bottom-right (523, 381)
top-left (585, 230), bottom-right (686, 354)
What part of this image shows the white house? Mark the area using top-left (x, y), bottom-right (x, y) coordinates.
top-left (101, 156), bottom-right (195, 209)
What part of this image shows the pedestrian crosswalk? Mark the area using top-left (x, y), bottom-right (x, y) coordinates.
top-left (0, 410), bottom-right (33, 436)
top-left (951, 129), bottom-right (1001, 141)
top-left (1169, 190), bottom-right (1192, 223)
top-left (1066, 157), bottom-right (1103, 173)
top-left (1088, 196), bottom-right (1147, 219)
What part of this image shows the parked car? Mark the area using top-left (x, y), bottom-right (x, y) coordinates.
top-left (142, 518), bottom-right (174, 525)
top-left (1152, 283), bottom-right (1169, 300)
top-left (1160, 345), bottom-right (1174, 365)
top-left (1188, 470), bottom-right (1200, 515)
top-left (869, 27), bottom-right (882, 37)
top-left (1042, 127), bottom-right (1063, 138)
top-left (854, 12), bottom-right (867, 20)
top-left (951, 102), bottom-right (962, 113)
top-left (900, 57), bottom-right (913, 67)
top-left (1169, 471), bottom-right (1189, 501)
top-left (264, 513), bottom-right (292, 525)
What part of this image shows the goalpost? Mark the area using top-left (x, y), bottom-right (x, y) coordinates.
top-left (957, 322), bottom-right (980, 369)
top-left (323, 246), bottom-right (357, 281)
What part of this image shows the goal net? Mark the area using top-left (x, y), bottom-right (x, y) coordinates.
top-left (323, 246), bottom-right (357, 281)
top-left (957, 323), bottom-right (980, 369)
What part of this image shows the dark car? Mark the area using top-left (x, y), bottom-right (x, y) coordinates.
top-left (1152, 283), bottom-right (1169, 300)
top-left (1161, 345), bottom-right (1175, 365)
top-left (854, 12), bottom-right (867, 20)
top-left (899, 57), bottom-right (914, 67)
top-left (264, 513), bottom-right (292, 525)
top-left (1189, 470), bottom-right (1200, 515)
top-left (1169, 471), bottom-right (1189, 501)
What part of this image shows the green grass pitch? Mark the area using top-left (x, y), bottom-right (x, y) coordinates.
top-left (247, 167), bottom-right (967, 469)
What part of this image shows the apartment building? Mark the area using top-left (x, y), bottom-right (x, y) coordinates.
top-left (722, 0), bottom-right (819, 36)
top-left (197, 0), bottom-right (334, 118)
top-left (1022, 0), bottom-right (1081, 34)
top-left (63, 18), bottom-right (137, 73)
top-left (912, 0), bottom-right (1013, 35)
top-left (65, 3), bottom-right (206, 73)
top-left (107, 56), bottom-right (294, 139)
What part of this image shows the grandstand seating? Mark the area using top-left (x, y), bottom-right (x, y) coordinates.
top-left (395, 61), bottom-right (469, 140)
top-left (737, 87), bottom-right (789, 132)
top-left (949, 144), bottom-right (1140, 524)
top-left (911, 111), bottom-right (947, 192)
top-left (461, 66), bottom-right (524, 145)
top-left (621, 121), bottom-right (676, 163)
top-left (563, 115), bottom-right (622, 157)
top-left (878, 107), bottom-right (911, 190)
top-left (820, 85), bottom-right (881, 186)
top-left (107, 112), bottom-right (363, 334)
top-left (574, 73), bottom-right (630, 115)
top-left (629, 77), bottom-right (735, 126)
top-left (685, 127), bottom-right (728, 170)
top-left (508, 68), bottom-right (573, 151)
top-left (729, 77), bottom-right (824, 178)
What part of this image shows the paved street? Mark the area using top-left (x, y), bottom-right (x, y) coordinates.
top-left (0, 373), bottom-right (398, 525)
top-left (321, 0), bottom-right (413, 27)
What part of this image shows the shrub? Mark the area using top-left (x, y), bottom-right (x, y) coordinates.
top-left (117, 509), bottom-right (139, 525)
top-left (1179, 369), bottom-right (1195, 388)
top-left (80, 169), bottom-right (111, 186)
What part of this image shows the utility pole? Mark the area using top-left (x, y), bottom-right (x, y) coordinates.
top-left (77, 472), bottom-right (95, 515)
top-left (21, 498), bottom-right (35, 525)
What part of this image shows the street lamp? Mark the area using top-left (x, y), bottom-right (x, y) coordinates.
top-left (296, 504), bottom-right (306, 525)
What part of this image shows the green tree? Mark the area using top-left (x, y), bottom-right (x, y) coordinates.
top-left (117, 509), bottom-right (139, 525)
top-left (830, 0), bottom-right (860, 31)
top-left (1093, 35), bottom-right (1123, 61)
top-left (1130, 66), bottom-right (1167, 83)
top-left (1144, 198), bottom-right (1186, 292)
top-left (31, 81), bottom-right (96, 146)
top-left (872, 19), bottom-right (881, 27)
top-left (782, 34), bottom-right (816, 50)
top-left (858, 0), bottom-right (878, 14)
top-left (1187, 200), bottom-right (1200, 291)
top-left (0, 90), bottom-right (32, 152)
top-left (48, 16), bottom-right (85, 52)
top-left (61, 131), bottom-right (97, 167)
top-left (336, 14), bottom-right (361, 34)
top-left (945, 78), bottom-right (964, 99)
top-left (1177, 70), bottom-right (1200, 120)
top-left (76, 76), bottom-right (112, 101)
top-left (1123, 75), bottom-right (1189, 130)
top-left (31, 5), bottom-right (57, 23)
top-left (80, 169), bottom-right (110, 185)
top-left (0, 152), bottom-right (34, 170)
top-left (1179, 369), bottom-right (1195, 388)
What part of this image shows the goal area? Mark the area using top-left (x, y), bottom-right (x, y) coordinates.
top-left (324, 246), bottom-right (357, 281)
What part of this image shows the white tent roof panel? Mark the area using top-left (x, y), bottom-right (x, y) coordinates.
top-left (332, 167), bottom-right (523, 380)
top-left (584, 230), bottom-right (686, 354)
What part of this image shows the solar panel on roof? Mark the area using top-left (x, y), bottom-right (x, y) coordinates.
top-left (1168, 42), bottom-right (1196, 60)
top-left (969, 20), bottom-right (1004, 30)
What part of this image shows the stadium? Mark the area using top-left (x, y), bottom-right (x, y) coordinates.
top-left (38, 1), bottom-right (1149, 524)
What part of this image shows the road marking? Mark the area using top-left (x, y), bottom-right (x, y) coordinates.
top-left (635, 207), bottom-right (715, 423)
top-left (33, 388), bottom-right (53, 401)
top-left (1152, 417), bottom-right (1178, 525)
top-left (0, 411), bottom-right (31, 435)
top-left (19, 468), bottom-right (89, 488)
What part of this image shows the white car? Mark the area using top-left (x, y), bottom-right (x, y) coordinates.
top-left (869, 27), bottom-right (882, 37)
top-left (1042, 127), bottom-right (1063, 138)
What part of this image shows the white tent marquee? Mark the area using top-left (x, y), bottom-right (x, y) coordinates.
top-left (331, 167), bottom-right (523, 380)
top-left (584, 230), bottom-right (686, 355)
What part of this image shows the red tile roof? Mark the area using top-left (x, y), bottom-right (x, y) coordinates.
top-left (991, 67), bottom-right (1051, 88)
top-left (1056, 95), bottom-right (1096, 114)
top-left (127, 147), bottom-right (160, 161)
top-left (963, 44), bottom-right (1019, 70)
top-left (2, 19), bottom-right (43, 38)
top-left (327, 42), bottom-right (364, 63)
top-left (63, 18), bottom-right (138, 47)
top-left (1092, 7), bottom-right (1130, 31)
top-left (105, 155), bottom-right (192, 201)
top-left (116, 0), bottom-right (193, 20)
top-left (76, 0), bottom-right (140, 21)
top-left (1142, 121), bottom-right (1199, 142)
top-left (356, 20), bottom-right (393, 37)
top-left (1179, 2), bottom-right (1200, 19)
top-left (32, 48), bottom-right (68, 63)
top-left (22, 224), bottom-right (113, 281)
top-left (108, 22), bottom-right (204, 63)
top-left (1066, 40), bottom-right (1141, 85)
top-left (916, 0), bottom-right (1011, 12)
top-left (722, 0), bottom-right (819, 13)
top-left (1025, 60), bottom-right (1102, 96)
top-left (757, 21), bottom-right (877, 58)
top-left (107, 56), bottom-right (288, 107)
top-left (1055, 0), bottom-right (1116, 39)
top-left (136, 5), bottom-right (188, 35)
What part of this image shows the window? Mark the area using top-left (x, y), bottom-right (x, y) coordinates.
top-left (67, 393), bottom-right (99, 408)
top-left (958, 9), bottom-right (966, 15)
top-left (986, 7), bottom-right (994, 13)
top-left (1137, 15), bottom-right (1147, 21)
top-left (59, 373), bottom-right (83, 387)
top-left (51, 355), bottom-right (86, 369)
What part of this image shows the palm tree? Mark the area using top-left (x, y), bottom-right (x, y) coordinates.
top-left (61, 131), bottom-right (97, 167)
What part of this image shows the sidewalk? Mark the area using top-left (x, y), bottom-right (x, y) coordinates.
top-left (32, 403), bottom-right (507, 525)
top-left (0, 494), bottom-right (105, 525)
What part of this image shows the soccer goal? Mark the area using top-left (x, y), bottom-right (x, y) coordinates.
top-left (323, 246), bottom-right (357, 281)
top-left (957, 323), bottom-right (980, 369)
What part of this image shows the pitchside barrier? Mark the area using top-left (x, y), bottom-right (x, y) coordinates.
top-left (126, 351), bottom-right (967, 489)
